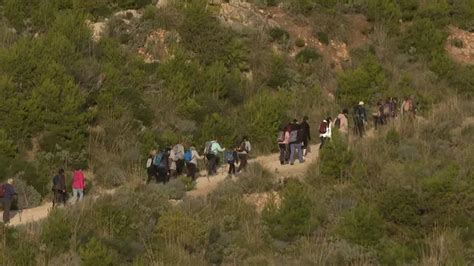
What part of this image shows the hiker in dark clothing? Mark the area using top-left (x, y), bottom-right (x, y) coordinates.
top-left (156, 148), bottom-right (171, 184)
top-left (146, 150), bottom-right (158, 184)
top-left (52, 169), bottom-right (67, 208)
top-left (300, 116), bottom-right (311, 157)
top-left (237, 136), bottom-right (251, 173)
top-left (205, 140), bottom-right (225, 176)
top-left (226, 147), bottom-right (239, 176)
top-left (2, 178), bottom-right (17, 224)
top-left (289, 120), bottom-right (304, 165)
top-left (373, 101), bottom-right (385, 129)
top-left (353, 101), bottom-right (367, 138)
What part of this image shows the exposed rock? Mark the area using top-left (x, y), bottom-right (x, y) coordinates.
top-left (87, 20), bottom-right (107, 42)
top-left (156, 0), bottom-right (169, 8)
top-left (446, 26), bottom-right (474, 65)
top-left (138, 29), bottom-right (179, 63)
top-left (218, 0), bottom-right (279, 31)
top-left (114, 9), bottom-right (142, 19)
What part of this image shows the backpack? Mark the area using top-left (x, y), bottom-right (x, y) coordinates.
top-left (277, 131), bottom-right (285, 142)
top-left (319, 122), bottom-right (327, 134)
top-left (153, 153), bottom-right (164, 167)
top-left (204, 141), bottom-right (214, 155)
top-left (334, 118), bottom-right (341, 129)
top-left (0, 184), bottom-right (5, 198)
top-left (289, 130), bottom-right (298, 143)
top-left (224, 151), bottom-right (234, 163)
top-left (184, 150), bottom-right (192, 162)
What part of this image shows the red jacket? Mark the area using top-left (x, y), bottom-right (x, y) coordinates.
top-left (72, 170), bottom-right (85, 189)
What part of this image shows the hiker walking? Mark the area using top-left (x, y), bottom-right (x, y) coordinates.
top-left (146, 150), bottom-right (158, 184)
top-left (184, 146), bottom-right (201, 180)
top-left (319, 118), bottom-right (332, 149)
top-left (225, 146), bottom-right (239, 177)
top-left (1, 178), bottom-right (16, 224)
top-left (353, 101), bottom-right (367, 137)
top-left (71, 168), bottom-right (85, 203)
top-left (155, 148), bottom-right (170, 184)
top-left (289, 119), bottom-right (304, 165)
top-left (277, 124), bottom-right (290, 165)
top-left (373, 101), bottom-right (385, 129)
top-left (205, 140), bottom-right (225, 176)
top-left (300, 116), bottom-right (311, 157)
top-left (335, 109), bottom-right (349, 135)
top-left (173, 143), bottom-right (185, 176)
top-left (237, 136), bottom-right (251, 173)
top-left (383, 98), bottom-right (392, 123)
top-left (401, 96), bottom-right (416, 119)
top-left (52, 169), bottom-right (67, 208)
top-left (390, 97), bottom-right (399, 118)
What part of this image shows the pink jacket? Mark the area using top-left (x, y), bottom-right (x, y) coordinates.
top-left (283, 131), bottom-right (290, 144)
top-left (72, 170), bottom-right (85, 189)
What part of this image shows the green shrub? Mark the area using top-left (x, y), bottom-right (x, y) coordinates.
top-left (295, 38), bottom-right (306, 47)
top-left (13, 178), bottom-right (42, 209)
top-left (295, 48), bottom-right (321, 63)
top-left (154, 209), bottom-right (209, 251)
top-left (337, 204), bottom-right (385, 247)
top-left (316, 31), bottom-right (329, 45)
top-left (79, 238), bottom-right (118, 266)
top-left (41, 208), bottom-right (73, 253)
top-left (384, 127), bottom-right (400, 145)
top-left (159, 179), bottom-right (187, 200)
top-left (236, 163), bottom-right (275, 193)
top-left (266, 0), bottom-right (279, 6)
top-left (178, 175), bottom-right (196, 191)
top-left (399, 18), bottom-right (446, 60)
top-left (267, 55), bottom-right (291, 88)
top-left (269, 27), bottom-right (290, 42)
top-left (262, 180), bottom-right (314, 241)
top-left (377, 187), bottom-right (421, 226)
top-left (319, 131), bottom-right (353, 179)
top-left (451, 38), bottom-right (464, 48)
top-left (336, 53), bottom-right (386, 107)
top-left (379, 240), bottom-right (418, 265)
top-left (285, 0), bottom-right (316, 15)
top-left (240, 91), bottom-right (290, 153)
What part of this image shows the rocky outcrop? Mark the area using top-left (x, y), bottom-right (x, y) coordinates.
top-left (446, 26), bottom-right (474, 65)
top-left (217, 0), bottom-right (279, 31)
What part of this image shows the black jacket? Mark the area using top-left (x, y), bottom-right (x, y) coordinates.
top-left (301, 121), bottom-right (311, 141)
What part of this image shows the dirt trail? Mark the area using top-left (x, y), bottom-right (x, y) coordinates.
top-left (3, 144), bottom-right (321, 226)
top-left (188, 144), bottom-right (320, 197)
top-left (1, 125), bottom-right (387, 226)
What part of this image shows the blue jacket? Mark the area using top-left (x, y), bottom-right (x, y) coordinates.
top-left (2, 183), bottom-right (16, 200)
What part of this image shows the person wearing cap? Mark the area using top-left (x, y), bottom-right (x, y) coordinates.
top-left (2, 178), bottom-right (17, 224)
top-left (353, 101), bottom-right (367, 138)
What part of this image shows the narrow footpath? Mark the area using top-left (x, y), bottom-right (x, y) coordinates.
top-left (3, 144), bottom-right (321, 226)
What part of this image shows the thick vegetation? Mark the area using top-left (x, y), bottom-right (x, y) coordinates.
top-left (0, 0), bottom-right (473, 264)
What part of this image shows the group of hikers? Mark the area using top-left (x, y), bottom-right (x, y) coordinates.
top-left (352, 96), bottom-right (417, 137)
top-left (277, 96), bottom-right (417, 165)
top-left (51, 167), bottom-right (87, 208)
top-left (145, 137), bottom-right (252, 184)
top-left (0, 96), bottom-right (417, 225)
top-left (0, 168), bottom-right (86, 224)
